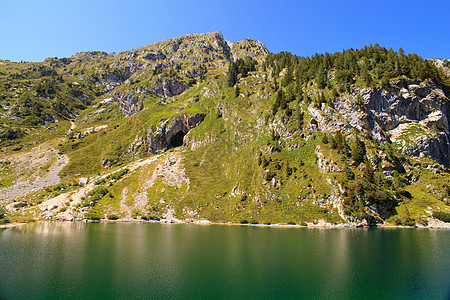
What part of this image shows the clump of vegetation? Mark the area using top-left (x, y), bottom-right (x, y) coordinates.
top-left (82, 186), bottom-right (109, 207)
top-left (84, 211), bottom-right (101, 221)
top-left (131, 210), bottom-right (141, 219)
top-left (432, 211), bottom-right (450, 222)
top-left (95, 178), bottom-right (106, 185)
top-left (106, 168), bottom-right (129, 182)
top-left (0, 207), bottom-right (10, 224)
top-left (226, 56), bottom-right (257, 87)
top-left (142, 214), bottom-right (160, 221)
top-left (107, 214), bottom-right (120, 220)
top-left (265, 46), bottom-right (449, 92)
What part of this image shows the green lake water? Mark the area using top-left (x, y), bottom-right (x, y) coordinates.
top-left (0, 222), bottom-right (449, 299)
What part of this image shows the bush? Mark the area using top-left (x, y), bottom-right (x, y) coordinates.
top-left (432, 211), bottom-right (450, 223)
top-left (86, 187), bottom-right (109, 203)
top-left (0, 127), bottom-right (23, 140)
top-left (95, 178), bottom-right (106, 185)
top-left (0, 207), bottom-right (10, 224)
top-left (84, 211), bottom-right (101, 220)
top-left (392, 214), bottom-right (416, 226)
top-left (142, 214), bottom-right (160, 221)
top-left (107, 214), bottom-right (119, 220)
top-left (131, 210), bottom-right (141, 219)
top-left (0, 207), bottom-right (6, 219)
top-left (0, 218), bottom-right (10, 224)
top-left (106, 168), bottom-right (129, 181)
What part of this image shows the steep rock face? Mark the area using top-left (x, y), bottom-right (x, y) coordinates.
top-left (101, 63), bottom-right (141, 91)
top-left (333, 80), bottom-right (450, 166)
top-left (402, 131), bottom-right (449, 164)
top-left (363, 80), bottom-right (449, 131)
top-left (150, 79), bottom-right (187, 98)
top-left (112, 92), bottom-right (142, 117)
top-left (147, 114), bottom-right (205, 154)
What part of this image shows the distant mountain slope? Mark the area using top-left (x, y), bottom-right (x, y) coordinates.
top-left (1, 32), bottom-right (450, 228)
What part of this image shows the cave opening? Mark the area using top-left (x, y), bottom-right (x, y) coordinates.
top-left (169, 130), bottom-right (185, 148)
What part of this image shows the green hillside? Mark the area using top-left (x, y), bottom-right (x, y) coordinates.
top-left (1, 32), bottom-right (450, 227)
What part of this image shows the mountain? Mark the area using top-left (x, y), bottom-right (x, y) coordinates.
top-left (1, 31), bottom-right (450, 227)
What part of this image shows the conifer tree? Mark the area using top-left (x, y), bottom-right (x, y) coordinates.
top-left (282, 66), bottom-right (293, 87)
top-left (364, 159), bottom-right (374, 182)
top-left (316, 66), bottom-right (327, 89)
top-left (227, 63), bottom-right (238, 87)
top-left (352, 137), bottom-right (366, 165)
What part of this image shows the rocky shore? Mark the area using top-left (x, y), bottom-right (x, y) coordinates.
top-left (2, 218), bottom-right (448, 230)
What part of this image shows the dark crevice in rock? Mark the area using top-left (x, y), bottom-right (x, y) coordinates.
top-left (147, 113), bottom-right (205, 154)
top-left (170, 131), bottom-right (185, 148)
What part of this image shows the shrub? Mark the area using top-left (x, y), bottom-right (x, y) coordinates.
top-left (106, 168), bottom-right (129, 181)
top-left (84, 211), bottom-right (101, 220)
top-left (0, 207), bottom-right (6, 219)
top-left (131, 210), bottom-right (141, 219)
top-left (432, 211), bottom-right (450, 223)
top-left (0, 207), bottom-right (10, 224)
top-left (142, 214), bottom-right (160, 221)
top-left (86, 187), bottom-right (109, 202)
top-left (95, 178), bottom-right (106, 185)
top-left (107, 214), bottom-right (119, 220)
top-left (0, 218), bottom-right (10, 225)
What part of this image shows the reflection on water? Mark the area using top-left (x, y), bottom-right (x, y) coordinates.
top-left (0, 223), bottom-right (449, 299)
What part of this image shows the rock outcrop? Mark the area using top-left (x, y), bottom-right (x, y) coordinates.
top-left (112, 92), bottom-right (143, 117)
top-left (150, 79), bottom-right (187, 98)
top-left (231, 38), bottom-right (269, 63)
top-left (147, 114), bottom-right (205, 153)
top-left (101, 63), bottom-right (141, 91)
top-left (333, 80), bottom-right (450, 166)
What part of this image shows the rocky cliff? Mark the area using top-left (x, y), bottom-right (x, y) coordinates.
top-left (330, 80), bottom-right (450, 166)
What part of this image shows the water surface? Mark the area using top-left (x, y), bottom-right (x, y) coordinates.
top-left (0, 222), bottom-right (449, 299)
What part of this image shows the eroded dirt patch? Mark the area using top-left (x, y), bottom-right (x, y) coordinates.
top-left (0, 144), bottom-right (69, 201)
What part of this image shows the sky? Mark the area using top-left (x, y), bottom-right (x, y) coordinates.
top-left (0, 0), bottom-right (449, 62)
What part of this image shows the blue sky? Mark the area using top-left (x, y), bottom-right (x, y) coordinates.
top-left (1, 0), bottom-right (449, 62)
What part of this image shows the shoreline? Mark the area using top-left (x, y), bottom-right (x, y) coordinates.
top-left (2, 218), bottom-right (449, 229)
top-left (0, 222), bottom-right (26, 229)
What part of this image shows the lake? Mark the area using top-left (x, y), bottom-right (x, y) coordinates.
top-left (0, 222), bottom-right (449, 299)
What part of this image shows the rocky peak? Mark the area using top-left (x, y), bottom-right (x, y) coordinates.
top-left (231, 38), bottom-right (269, 63)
